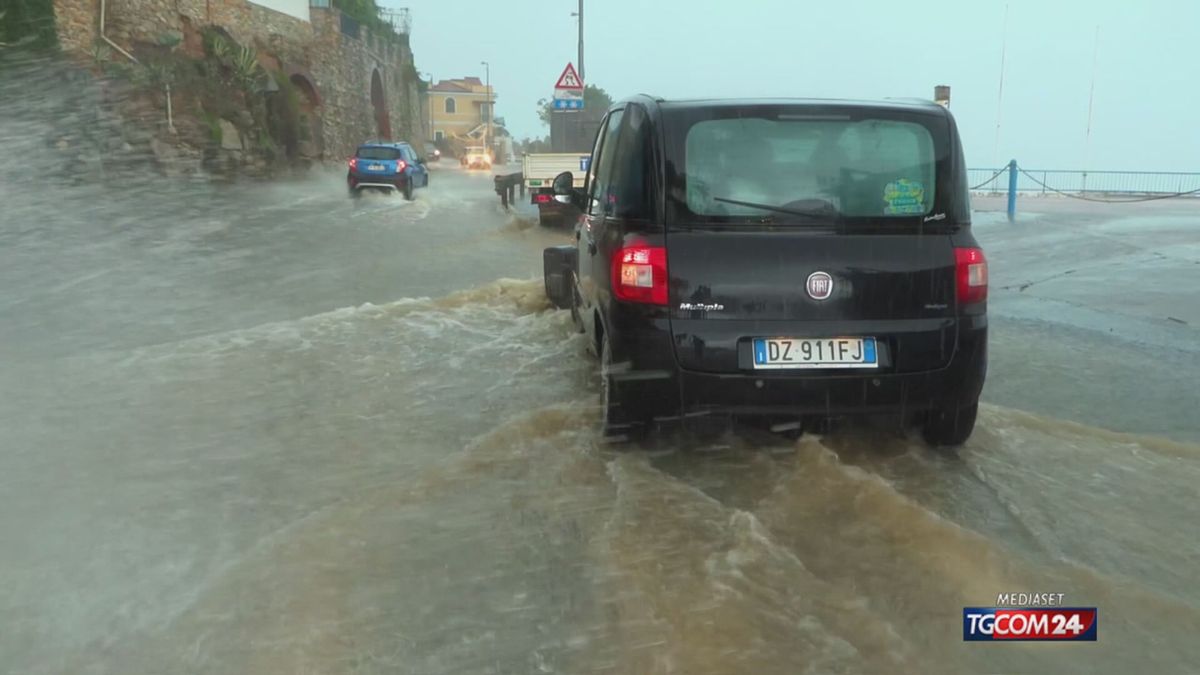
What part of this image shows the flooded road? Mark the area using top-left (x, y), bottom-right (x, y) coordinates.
top-left (4, 69), bottom-right (1200, 675)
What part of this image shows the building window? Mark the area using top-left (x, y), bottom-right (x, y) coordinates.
top-left (434, 130), bottom-right (444, 141)
top-left (444, 98), bottom-right (456, 114)
top-left (480, 103), bottom-right (490, 122)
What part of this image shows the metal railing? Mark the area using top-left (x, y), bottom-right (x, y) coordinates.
top-left (969, 168), bottom-right (1200, 195)
top-left (972, 160), bottom-right (1200, 223)
top-left (379, 8), bottom-right (411, 35)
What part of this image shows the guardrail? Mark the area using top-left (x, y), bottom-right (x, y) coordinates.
top-left (969, 168), bottom-right (1200, 195)
top-left (493, 172), bottom-right (524, 210)
top-left (970, 161), bottom-right (1200, 222)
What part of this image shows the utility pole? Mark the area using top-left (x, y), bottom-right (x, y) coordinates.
top-left (1084, 25), bottom-right (1100, 185)
top-left (577, 0), bottom-right (584, 84)
top-left (993, 3), bottom-right (1009, 166)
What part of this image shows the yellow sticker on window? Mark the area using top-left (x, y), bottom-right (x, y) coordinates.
top-left (883, 179), bottom-right (926, 215)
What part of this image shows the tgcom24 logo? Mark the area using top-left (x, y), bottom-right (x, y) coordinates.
top-left (963, 593), bottom-right (1097, 642)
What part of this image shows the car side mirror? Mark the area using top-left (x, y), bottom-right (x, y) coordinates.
top-left (552, 171), bottom-right (574, 196)
top-left (552, 171), bottom-right (576, 205)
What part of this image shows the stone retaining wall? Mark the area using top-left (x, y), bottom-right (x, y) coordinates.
top-left (50, 0), bottom-right (421, 169)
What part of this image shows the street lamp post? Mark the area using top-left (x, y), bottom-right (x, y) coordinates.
top-left (480, 60), bottom-right (491, 160)
top-left (571, 0), bottom-right (584, 84)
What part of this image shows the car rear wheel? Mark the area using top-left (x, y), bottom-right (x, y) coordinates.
top-left (402, 179), bottom-right (414, 201)
top-left (600, 338), bottom-right (646, 444)
top-left (922, 402), bottom-right (978, 448)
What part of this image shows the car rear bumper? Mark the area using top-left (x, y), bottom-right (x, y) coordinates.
top-left (608, 317), bottom-right (987, 421)
top-left (348, 172), bottom-right (405, 190)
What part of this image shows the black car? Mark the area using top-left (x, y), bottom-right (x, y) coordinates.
top-left (542, 96), bottom-right (987, 446)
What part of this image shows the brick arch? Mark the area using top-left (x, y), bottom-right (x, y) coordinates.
top-left (285, 66), bottom-right (323, 108)
top-left (285, 68), bottom-right (325, 159)
top-left (370, 68), bottom-right (391, 139)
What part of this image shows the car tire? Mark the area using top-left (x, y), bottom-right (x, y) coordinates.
top-left (600, 337), bottom-right (646, 444)
top-left (922, 402), bottom-right (978, 448)
top-left (402, 179), bottom-right (414, 201)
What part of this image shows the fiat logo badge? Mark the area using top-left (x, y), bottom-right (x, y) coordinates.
top-left (806, 271), bottom-right (834, 300)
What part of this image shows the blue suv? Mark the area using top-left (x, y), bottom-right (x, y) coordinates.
top-left (347, 142), bottom-right (429, 200)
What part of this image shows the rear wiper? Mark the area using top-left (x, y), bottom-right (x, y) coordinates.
top-left (712, 197), bottom-right (840, 219)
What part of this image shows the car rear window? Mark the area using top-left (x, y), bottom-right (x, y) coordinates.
top-left (357, 147), bottom-right (403, 160)
top-left (674, 109), bottom-right (944, 223)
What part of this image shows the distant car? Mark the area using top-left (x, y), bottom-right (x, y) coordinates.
top-left (461, 146), bottom-right (492, 170)
top-left (347, 142), bottom-right (429, 200)
top-left (542, 96), bottom-right (987, 446)
top-left (426, 148), bottom-right (441, 162)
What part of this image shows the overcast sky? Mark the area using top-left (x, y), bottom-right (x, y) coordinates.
top-left (397, 0), bottom-right (1198, 171)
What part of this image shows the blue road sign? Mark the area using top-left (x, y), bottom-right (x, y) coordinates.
top-left (553, 98), bottom-right (584, 110)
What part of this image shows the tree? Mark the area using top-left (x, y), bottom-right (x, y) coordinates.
top-left (518, 136), bottom-right (553, 154)
top-left (537, 84), bottom-right (613, 126)
top-left (332, 0), bottom-right (393, 35)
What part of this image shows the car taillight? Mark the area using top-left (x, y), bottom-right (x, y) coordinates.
top-left (611, 246), bottom-right (668, 306)
top-left (348, 157), bottom-right (358, 170)
top-left (955, 247), bottom-right (988, 304)
top-left (534, 194), bottom-right (552, 204)
top-left (396, 160), bottom-right (407, 171)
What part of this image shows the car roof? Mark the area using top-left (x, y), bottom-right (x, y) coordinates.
top-left (624, 95), bottom-right (948, 116)
top-left (358, 141), bottom-right (412, 149)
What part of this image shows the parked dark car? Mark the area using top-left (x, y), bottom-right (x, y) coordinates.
top-left (542, 96), bottom-right (987, 446)
top-left (347, 142), bottom-right (429, 200)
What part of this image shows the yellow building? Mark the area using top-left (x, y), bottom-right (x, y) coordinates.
top-left (427, 77), bottom-right (496, 143)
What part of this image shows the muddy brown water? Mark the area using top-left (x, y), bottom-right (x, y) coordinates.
top-left (2, 105), bottom-right (1199, 673)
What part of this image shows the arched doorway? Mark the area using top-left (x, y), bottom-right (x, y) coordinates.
top-left (288, 72), bottom-right (325, 159)
top-left (370, 69), bottom-right (391, 140)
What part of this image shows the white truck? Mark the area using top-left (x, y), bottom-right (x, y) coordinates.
top-left (522, 153), bottom-right (590, 226)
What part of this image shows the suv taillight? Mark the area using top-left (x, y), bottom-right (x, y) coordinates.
top-left (612, 246), bottom-right (667, 306)
top-left (348, 157), bottom-right (358, 171)
top-left (396, 160), bottom-right (407, 172)
top-left (955, 247), bottom-right (988, 304)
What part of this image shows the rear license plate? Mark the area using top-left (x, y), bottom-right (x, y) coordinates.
top-left (368, 163), bottom-right (385, 171)
top-left (752, 337), bottom-right (878, 369)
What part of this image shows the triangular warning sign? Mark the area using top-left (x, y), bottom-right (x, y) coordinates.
top-left (554, 63), bottom-right (583, 90)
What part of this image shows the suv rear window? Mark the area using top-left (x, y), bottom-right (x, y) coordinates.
top-left (685, 117), bottom-right (935, 218)
top-left (357, 146), bottom-right (403, 160)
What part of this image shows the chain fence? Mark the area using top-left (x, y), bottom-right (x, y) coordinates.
top-left (968, 167), bottom-right (1200, 199)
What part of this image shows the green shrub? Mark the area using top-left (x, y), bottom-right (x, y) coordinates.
top-left (201, 110), bottom-right (223, 145)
